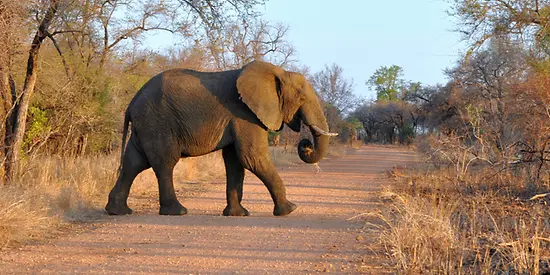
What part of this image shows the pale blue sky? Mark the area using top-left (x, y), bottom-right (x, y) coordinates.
top-left (144, 0), bottom-right (465, 100)
top-left (262, 0), bottom-right (465, 100)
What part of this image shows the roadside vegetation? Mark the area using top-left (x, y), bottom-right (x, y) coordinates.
top-left (355, 1), bottom-right (550, 273)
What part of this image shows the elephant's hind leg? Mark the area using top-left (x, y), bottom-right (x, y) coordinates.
top-left (106, 139), bottom-right (150, 215)
top-left (222, 146), bottom-right (249, 216)
top-left (147, 148), bottom-right (187, 216)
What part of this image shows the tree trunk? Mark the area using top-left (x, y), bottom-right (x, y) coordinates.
top-left (0, 1), bottom-right (19, 182)
top-left (4, 1), bottom-right (58, 182)
top-left (1, 66), bottom-right (16, 182)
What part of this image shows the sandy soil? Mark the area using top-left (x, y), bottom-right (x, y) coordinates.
top-left (0, 145), bottom-right (416, 274)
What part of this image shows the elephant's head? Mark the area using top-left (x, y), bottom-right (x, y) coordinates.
top-left (237, 60), bottom-right (337, 164)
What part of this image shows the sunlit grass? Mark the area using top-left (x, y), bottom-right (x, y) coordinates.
top-left (375, 166), bottom-right (550, 274)
top-left (0, 152), bottom-right (226, 248)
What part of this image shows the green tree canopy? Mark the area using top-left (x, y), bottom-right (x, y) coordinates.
top-left (366, 65), bottom-right (405, 102)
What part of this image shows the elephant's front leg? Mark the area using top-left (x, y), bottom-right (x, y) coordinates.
top-left (222, 146), bottom-right (249, 216)
top-left (240, 150), bottom-right (297, 216)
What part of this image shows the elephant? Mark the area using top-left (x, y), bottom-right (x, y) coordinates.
top-left (105, 60), bottom-right (337, 217)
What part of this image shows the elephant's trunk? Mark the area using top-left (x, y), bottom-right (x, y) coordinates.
top-left (298, 129), bottom-right (331, 164)
top-left (296, 104), bottom-right (337, 164)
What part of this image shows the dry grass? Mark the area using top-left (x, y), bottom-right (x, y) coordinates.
top-left (270, 146), bottom-right (299, 166)
top-left (376, 166), bottom-right (550, 274)
top-left (0, 185), bottom-right (59, 248)
top-left (376, 191), bottom-right (460, 273)
top-left (326, 142), bottom-right (349, 158)
top-left (0, 155), bottom-right (117, 248)
top-left (0, 152), bottom-right (226, 248)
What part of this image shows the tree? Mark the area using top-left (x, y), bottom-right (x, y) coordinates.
top-left (510, 71), bottom-right (550, 181)
top-left (352, 100), bottom-right (418, 144)
top-left (367, 65), bottom-right (405, 101)
top-left (52, 0), bottom-right (267, 72)
top-left (3, 0), bottom-right (60, 182)
top-left (353, 67), bottom-right (424, 144)
top-left (0, 0), bottom-right (26, 180)
top-left (311, 63), bottom-right (358, 115)
top-left (450, 0), bottom-right (550, 54)
top-left (309, 63), bottom-right (359, 140)
top-left (446, 38), bottom-right (529, 151)
top-left (205, 18), bottom-right (295, 70)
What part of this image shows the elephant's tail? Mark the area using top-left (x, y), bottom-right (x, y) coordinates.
top-left (118, 110), bottom-right (131, 174)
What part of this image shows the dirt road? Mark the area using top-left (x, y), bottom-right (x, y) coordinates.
top-left (0, 146), bottom-right (416, 274)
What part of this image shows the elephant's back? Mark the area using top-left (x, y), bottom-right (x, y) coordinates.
top-left (161, 68), bottom-right (240, 97)
top-left (130, 69), bottom-right (233, 114)
top-left (127, 69), bottom-right (236, 156)
top-left (158, 69), bottom-right (238, 115)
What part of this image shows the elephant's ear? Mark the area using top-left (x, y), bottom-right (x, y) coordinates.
top-left (237, 60), bottom-right (284, 131)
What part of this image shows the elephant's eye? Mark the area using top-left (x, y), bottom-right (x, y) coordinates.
top-left (301, 94), bottom-right (306, 103)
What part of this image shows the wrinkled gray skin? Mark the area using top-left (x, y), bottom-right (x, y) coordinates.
top-left (105, 60), bottom-right (336, 216)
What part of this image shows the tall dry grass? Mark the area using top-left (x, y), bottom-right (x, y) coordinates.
top-left (0, 155), bottom-right (117, 248)
top-left (376, 165), bottom-right (550, 274)
top-left (0, 152), bottom-right (225, 248)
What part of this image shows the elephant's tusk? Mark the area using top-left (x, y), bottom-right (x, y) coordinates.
top-left (311, 125), bottom-right (339, 136)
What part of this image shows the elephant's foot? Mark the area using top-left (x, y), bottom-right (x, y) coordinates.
top-left (273, 200), bottom-right (297, 216)
top-left (105, 200), bottom-right (133, 215)
top-left (223, 204), bottom-right (250, 216)
top-left (159, 200), bottom-right (188, 215)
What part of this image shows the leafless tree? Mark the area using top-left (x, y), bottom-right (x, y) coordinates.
top-left (206, 19), bottom-right (295, 70)
top-left (446, 38), bottom-right (529, 152)
top-left (311, 63), bottom-right (359, 116)
top-left (0, 0), bottom-right (27, 181)
top-left (451, 0), bottom-right (550, 54)
top-left (3, 0), bottom-right (60, 182)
